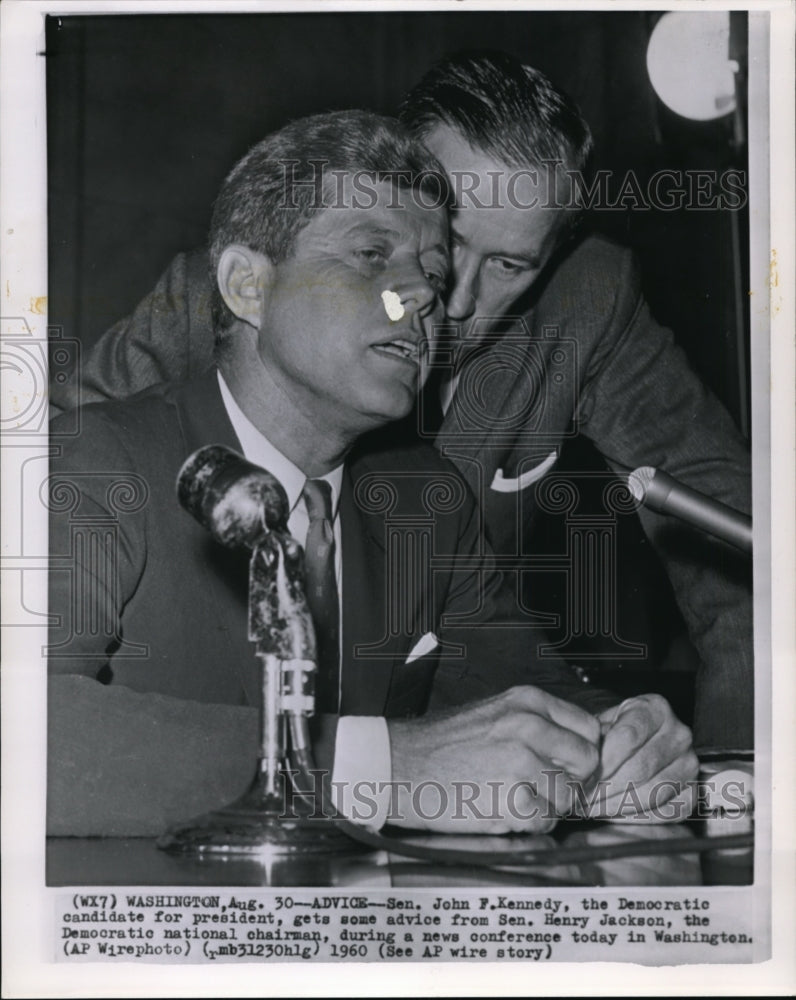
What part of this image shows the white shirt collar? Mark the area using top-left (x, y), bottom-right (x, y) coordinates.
top-left (217, 371), bottom-right (343, 518)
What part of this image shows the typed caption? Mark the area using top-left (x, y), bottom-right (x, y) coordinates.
top-left (55, 888), bottom-right (757, 966)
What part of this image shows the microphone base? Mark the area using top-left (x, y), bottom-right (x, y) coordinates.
top-left (157, 774), bottom-right (362, 857)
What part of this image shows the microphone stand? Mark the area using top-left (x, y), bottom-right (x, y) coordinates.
top-left (158, 455), bottom-right (358, 857)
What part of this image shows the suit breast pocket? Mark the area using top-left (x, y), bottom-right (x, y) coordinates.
top-left (384, 633), bottom-right (440, 717)
top-left (489, 449), bottom-right (558, 493)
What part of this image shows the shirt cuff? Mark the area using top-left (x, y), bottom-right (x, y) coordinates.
top-left (331, 716), bottom-right (391, 829)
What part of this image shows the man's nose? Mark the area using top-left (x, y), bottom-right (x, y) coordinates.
top-left (388, 265), bottom-right (439, 329)
top-left (445, 255), bottom-right (478, 321)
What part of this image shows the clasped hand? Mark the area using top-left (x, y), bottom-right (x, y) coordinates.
top-left (388, 687), bottom-right (697, 833)
top-left (584, 693), bottom-right (699, 823)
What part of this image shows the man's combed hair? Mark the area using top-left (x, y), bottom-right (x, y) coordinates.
top-left (209, 109), bottom-right (449, 334)
top-left (400, 50), bottom-right (593, 172)
top-left (400, 50), bottom-right (593, 226)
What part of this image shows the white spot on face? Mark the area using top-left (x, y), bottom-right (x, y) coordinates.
top-left (381, 289), bottom-right (405, 322)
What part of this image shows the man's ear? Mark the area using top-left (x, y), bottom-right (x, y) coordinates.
top-left (216, 245), bottom-right (273, 329)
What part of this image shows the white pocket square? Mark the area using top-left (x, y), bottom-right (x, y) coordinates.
top-left (490, 450), bottom-right (558, 493)
top-left (405, 632), bottom-right (439, 664)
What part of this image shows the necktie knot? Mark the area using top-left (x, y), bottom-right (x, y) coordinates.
top-left (302, 478), bottom-right (334, 523)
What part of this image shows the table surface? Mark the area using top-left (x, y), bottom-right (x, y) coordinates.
top-left (47, 821), bottom-right (753, 889)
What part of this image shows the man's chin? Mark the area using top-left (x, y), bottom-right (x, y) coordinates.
top-left (358, 388), bottom-right (417, 430)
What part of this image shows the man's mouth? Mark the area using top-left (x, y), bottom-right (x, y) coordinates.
top-left (372, 338), bottom-right (423, 364)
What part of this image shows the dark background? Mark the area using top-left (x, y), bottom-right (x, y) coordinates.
top-left (46, 11), bottom-right (752, 712)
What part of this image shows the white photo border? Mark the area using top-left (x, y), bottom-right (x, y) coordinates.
top-left (1, 1), bottom-right (794, 996)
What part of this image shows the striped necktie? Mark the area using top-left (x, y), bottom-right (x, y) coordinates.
top-left (301, 478), bottom-right (340, 713)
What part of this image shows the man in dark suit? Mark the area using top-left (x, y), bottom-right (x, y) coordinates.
top-left (404, 53), bottom-right (752, 767)
top-left (51, 110), bottom-right (697, 838)
top-left (50, 52), bottom-right (752, 773)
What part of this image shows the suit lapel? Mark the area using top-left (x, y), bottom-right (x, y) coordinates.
top-left (172, 368), bottom-right (242, 455)
top-left (435, 333), bottom-right (541, 493)
top-left (338, 462), bottom-right (397, 716)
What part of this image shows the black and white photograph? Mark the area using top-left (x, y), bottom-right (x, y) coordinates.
top-left (1, 1), bottom-right (794, 995)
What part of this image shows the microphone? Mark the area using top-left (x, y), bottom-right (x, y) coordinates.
top-left (177, 444), bottom-right (316, 661)
top-left (628, 466), bottom-right (752, 554)
top-left (177, 444), bottom-right (290, 549)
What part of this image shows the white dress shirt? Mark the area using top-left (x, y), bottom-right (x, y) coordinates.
top-left (217, 373), bottom-right (391, 826)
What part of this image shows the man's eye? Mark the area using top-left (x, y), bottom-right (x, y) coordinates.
top-left (354, 248), bottom-right (387, 264)
top-left (488, 258), bottom-right (526, 277)
top-left (425, 271), bottom-right (447, 293)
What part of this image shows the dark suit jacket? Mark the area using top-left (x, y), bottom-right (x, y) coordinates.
top-left (48, 371), bottom-right (614, 836)
top-left (431, 237), bottom-right (753, 754)
top-left (50, 234), bottom-right (753, 754)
